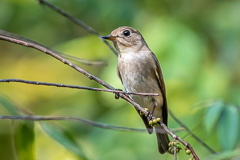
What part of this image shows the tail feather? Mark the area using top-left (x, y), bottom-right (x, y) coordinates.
top-left (155, 126), bottom-right (170, 154)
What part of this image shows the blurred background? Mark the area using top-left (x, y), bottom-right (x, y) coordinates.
top-left (0, 0), bottom-right (240, 159)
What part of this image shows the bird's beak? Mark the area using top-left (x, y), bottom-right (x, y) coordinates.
top-left (102, 35), bottom-right (117, 41)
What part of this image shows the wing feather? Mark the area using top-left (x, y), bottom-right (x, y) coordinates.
top-left (151, 53), bottom-right (168, 126)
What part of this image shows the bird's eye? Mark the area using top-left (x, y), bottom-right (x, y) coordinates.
top-left (123, 30), bottom-right (131, 37)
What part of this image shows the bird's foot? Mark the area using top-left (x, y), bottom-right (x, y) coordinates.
top-left (114, 89), bottom-right (123, 99)
top-left (145, 108), bottom-right (158, 126)
top-left (147, 108), bottom-right (155, 120)
top-left (115, 89), bottom-right (131, 99)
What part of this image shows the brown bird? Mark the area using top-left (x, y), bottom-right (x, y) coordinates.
top-left (102, 26), bottom-right (169, 154)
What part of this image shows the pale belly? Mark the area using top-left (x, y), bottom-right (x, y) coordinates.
top-left (117, 52), bottom-right (163, 117)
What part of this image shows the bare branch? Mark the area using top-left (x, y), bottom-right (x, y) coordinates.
top-left (174, 146), bottom-right (177, 160)
top-left (38, 0), bottom-right (118, 56)
top-left (58, 53), bottom-right (107, 66)
top-left (0, 30), bottom-right (107, 66)
top-left (0, 79), bottom-right (159, 96)
top-left (0, 115), bottom-right (184, 133)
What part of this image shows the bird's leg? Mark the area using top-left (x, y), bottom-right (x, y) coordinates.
top-left (123, 87), bottom-right (131, 98)
top-left (147, 101), bottom-right (160, 126)
top-left (147, 100), bottom-right (157, 120)
top-left (148, 105), bottom-right (156, 120)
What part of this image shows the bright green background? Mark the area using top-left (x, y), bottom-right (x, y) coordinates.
top-left (0, 0), bottom-right (240, 159)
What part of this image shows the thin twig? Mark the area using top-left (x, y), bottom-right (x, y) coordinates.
top-left (0, 79), bottom-right (159, 96)
top-left (0, 115), bottom-right (184, 133)
top-left (58, 53), bottom-right (107, 66)
top-left (38, 0), bottom-right (118, 56)
top-left (0, 28), bottom-right (200, 160)
top-left (0, 30), bottom-right (106, 66)
top-left (169, 109), bottom-right (216, 154)
top-left (174, 146), bottom-right (177, 160)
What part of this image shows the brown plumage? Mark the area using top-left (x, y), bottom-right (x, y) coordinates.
top-left (102, 26), bottom-right (169, 154)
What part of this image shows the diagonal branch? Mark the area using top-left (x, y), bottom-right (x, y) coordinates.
top-left (0, 30), bottom-right (106, 66)
top-left (0, 79), bottom-right (159, 96)
top-left (174, 146), bottom-right (177, 160)
top-left (38, 0), bottom-right (118, 56)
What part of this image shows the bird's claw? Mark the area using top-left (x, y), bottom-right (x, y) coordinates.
top-left (115, 89), bottom-right (123, 99)
top-left (147, 109), bottom-right (154, 120)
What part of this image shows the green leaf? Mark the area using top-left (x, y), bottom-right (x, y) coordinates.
top-left (40, 122), bottom-right (88, 160)
top-left (0, 94), bottom-right (20, 115)
top-left (204, 101), bottom-right (225, 132)
top-left (218, 105), bottom-right (240, 151)
top-left (14, 121), bottom-right (35, 160)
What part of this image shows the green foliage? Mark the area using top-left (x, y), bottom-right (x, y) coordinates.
top-left (14, 122), bottom-right (35, 160)
top-left (218, 104), bottom-right (240, 151)
top-left (0, 94), bottom-right (20, 116)
top-left (204, 101), bottom-right (240, 151)
top-left (204, 101), bottom-right (225, 133)
top-left (0, 95), bottom-right (35, 160)
top-left (0, 95), bottom-right (87, 160)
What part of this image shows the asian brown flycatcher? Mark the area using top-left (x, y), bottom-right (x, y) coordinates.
top-left (102, 26), bottom-right (169, 154)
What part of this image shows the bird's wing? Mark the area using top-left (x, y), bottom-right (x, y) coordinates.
top-left (117, 66), bottom-right (123, 83)
top-left (151, 52), bottom-right (168, 126)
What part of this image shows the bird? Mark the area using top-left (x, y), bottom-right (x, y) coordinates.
top-left (102, 26), bottom-right (169, 154)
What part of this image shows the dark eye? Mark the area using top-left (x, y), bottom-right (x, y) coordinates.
top-left (123, 30), bottom-right (131, 37)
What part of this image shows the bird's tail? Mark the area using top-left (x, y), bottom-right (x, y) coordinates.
top-left (155, 126), bottom-right (170, 154)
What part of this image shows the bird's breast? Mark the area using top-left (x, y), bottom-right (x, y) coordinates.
top-left (117, 51), bottom-right (164, 115)
top-left (117, 52), bottom-right (158, 93)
